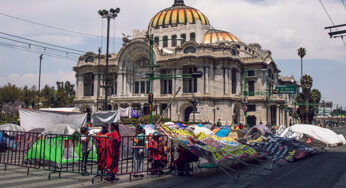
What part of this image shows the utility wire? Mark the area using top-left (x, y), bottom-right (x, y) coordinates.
top-left (0, 11), bottom-right (123, 40)
top-left (0, 41), bottom-right (77, 62)
top-left (0, 31), bottom-right (86, 53)
top-left (319, 0), bottom-right (346, 46)
top-left (0, 11), bottom-right (100, 38)
top-left (0, 36), bottom-right (83, 57)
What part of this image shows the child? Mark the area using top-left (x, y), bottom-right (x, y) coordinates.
top-left (80, 127), bottom-right (92, 176)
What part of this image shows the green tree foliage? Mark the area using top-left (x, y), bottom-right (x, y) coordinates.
top-left (0, 83), bottom-right (22, 108)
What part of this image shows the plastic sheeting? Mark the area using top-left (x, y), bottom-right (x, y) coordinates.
top-left (289, 124), bottom-right (346, 145)
top-left (119, 107), bottom-right (130, 117)
top-left (0, 123), bottom-right (25, 132)
top-left (213, 128), bottom-right (230, 137)
top-left (42, 123), bottom-right (79, 135)
top-left (19, 108), bottom-right (87, 131)
top-left (91, 111), bottom-right (118, 126)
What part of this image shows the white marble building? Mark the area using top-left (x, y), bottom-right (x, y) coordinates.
top-left (74, 0), bottom-right (297, 126)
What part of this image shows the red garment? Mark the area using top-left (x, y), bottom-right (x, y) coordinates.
top-left (105, 131), bottom-right (120, 174)
top-left (95, 132), bottom-right (108, 170)
top-left (149, 138), bottom-right (166, 161)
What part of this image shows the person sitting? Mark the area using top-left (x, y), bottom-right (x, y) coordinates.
top-left (173, 145), bottom-right (199, 176)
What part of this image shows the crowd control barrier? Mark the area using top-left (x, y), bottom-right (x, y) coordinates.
top-left (0, 130), bottom-right (175, 183)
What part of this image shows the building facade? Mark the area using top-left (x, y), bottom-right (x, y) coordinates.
top-left (74, 0), bottom-right (297, 126)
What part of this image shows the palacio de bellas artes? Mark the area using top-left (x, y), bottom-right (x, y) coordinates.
top-left (74, 0), bottom-right (296, 126)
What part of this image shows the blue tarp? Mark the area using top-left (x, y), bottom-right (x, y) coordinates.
top-left (197, 124), bottom-right (204, 127)
top-left (215, 128), bottom-right (230, 137)
top-left (175, 123), bottom-right (185, 128)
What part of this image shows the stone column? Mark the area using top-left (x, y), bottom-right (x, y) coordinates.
top-left (197, 67), bottom-right (204, 94)
top-left (176, 69), bottom-right (183, 96)
top-left (204, 66), bottom-right (210, 94)
top-left (236, 71), bottom-right (241, 95)
top-left (117, 72), bottom-right (123, 96)
top-left (94, 74), bottom-right (99, 98)
top-left (77, 74), bottom-right (84, 98)
top-left (225, 68), bottom-right (230, 95)
top-left (276, 105), bottom-right (280, 125)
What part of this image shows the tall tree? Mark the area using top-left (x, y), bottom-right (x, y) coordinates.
top-left (297, 47), bottom-right (306, 78)
top-left (0, 83), bottom-right (22, 107)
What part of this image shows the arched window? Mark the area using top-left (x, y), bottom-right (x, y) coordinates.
top-left (183, 66), bottom-right (198, 93)
top-left (190, 32), bottom-right (196, 41)
top-left (183, 46), bottom-right (197, 54)
top-left (163, 36), bottom-right (168, 47)
top-left (85, 56), bottom-right (94, 63)
top-left (232, 69), bottom-right (237, 94)
top-left (171, 35), bottom-right (177, 47)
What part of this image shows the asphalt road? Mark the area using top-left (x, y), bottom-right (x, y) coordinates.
top-left (1, 127), bottom-right (346, 188)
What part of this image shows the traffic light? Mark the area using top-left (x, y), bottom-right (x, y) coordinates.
top-left (148, 93), bottom-right (154, 104)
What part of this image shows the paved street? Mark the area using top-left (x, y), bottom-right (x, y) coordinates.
top-left (1, 127), bottom-right (346, 188)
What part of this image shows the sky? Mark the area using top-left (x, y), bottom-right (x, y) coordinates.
top-left (0, 0), bottom-right (345, 108)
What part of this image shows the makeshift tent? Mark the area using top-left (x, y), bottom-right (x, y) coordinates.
top-left (42, 124), bottom-right (79, 135)
top-left (16, 128), bottom-right (45, 152)
top-left (0, 131), bottom-right (16, 151)
top-left (175, 123), bottom-right (185, 128)
top-left (19, 108), bottom-right (87, 131)
top-left (289, 124), bottom-right (346, 146)
top-left (131, 110), bottom-right (142, 118)
top-left (91, 111), bottom-right (119, 126)
top-left (26, 136), bottom-right (97, 167)
top-left (0, 123), bottom-right (25, 132)
top-left (212, 128), bottom-right (230, 137)
top-left (246, 124), bottom-right (273, 137)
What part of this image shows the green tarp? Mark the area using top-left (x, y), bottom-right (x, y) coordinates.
top-left (25, 137), bottom-right (97, 165)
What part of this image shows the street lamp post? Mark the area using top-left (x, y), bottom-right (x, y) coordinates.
top-left (98, 8), bottom-right (120, 111)
top-left (38, 54), bottom-right (43, 108)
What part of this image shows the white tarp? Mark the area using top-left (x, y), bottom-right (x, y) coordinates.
top-left (39, 107), bottom-right (80, 112)
top-left (42, 123), bottom-right (79, 135)
top-left (119, 107), bottom-right (130, 117)
top-left (19, 108), bottom-right (87, 131)
top-left (288, 124), bottom-right (346, 146)
top-left (0, 123), bottom-right (25, 132)
top-left (91, 111), bottom-right (118, 126)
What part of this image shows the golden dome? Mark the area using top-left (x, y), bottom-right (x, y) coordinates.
top-left (149, 0), bottom-right (210, 28)
top-left (203, 29), bottom-right (240, 44)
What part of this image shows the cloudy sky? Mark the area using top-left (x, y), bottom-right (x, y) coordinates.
top-left (0, 0), bottom-right (345, 107)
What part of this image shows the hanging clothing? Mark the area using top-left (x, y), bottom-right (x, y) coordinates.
top-left (95, 132), bottom-right (108, 170)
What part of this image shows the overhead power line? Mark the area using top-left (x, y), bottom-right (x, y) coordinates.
top-left (0, 32), bottom-right (86, 53)
top-left (0, 11), bottom-right (123, 40)
top-left (0, 11), bottom-right (100, 38)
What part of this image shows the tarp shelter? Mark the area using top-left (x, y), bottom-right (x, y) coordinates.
top-left (0, 123), bottom-right (25, 132)
top-left (175, 123), bottom-right (185, 128)
top-left (26, 137), bottom-right (97, 167)
top-left (42, 124), bottom-right (79, 135)
top-left (289, 124), bottom-right (346, 146)
top-left (91, 111), bottom-right (119, 126)
top-left (0, 131), bottom-right (16, 151)
top-left (19, 108), bottom-right (87, 131)
top-left (247, 124), bottom-right (273, 137)
top-left (39, 108), bottom-right (80, 112)
top-left (213, 128), bottom-right (230, 137)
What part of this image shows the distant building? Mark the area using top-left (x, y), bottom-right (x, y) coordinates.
top-left (74, 0), bottom-right (297, 126)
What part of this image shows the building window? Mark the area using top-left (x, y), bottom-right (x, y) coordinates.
top-left (190, 32), bottom-right (196, 41)
top-left (154, 37), bottom-right (159, 46)
top-left (134, 82), bottom-right (139, 94)
top-left (85, 56), bottom-right (94, 63)
top-left (160, 70), bottom-right (172, 94)
top-left (248, 70), bottom-right (255, 76)
top-left (248, 80), bottom-right (255, 96)
top-left (147, 81), bottom-right (150, 94)
top-left (180, 34), bottom-right (186, 44)
top-left (107, 73), bottom-right (117, 95)
top-left (232, 69), bottom-right (237, 94)
top-left (163, 36), bottom-right (168, 47)
top-left (183, 66), bottom-right (198, 93)
top-left (160, 104), bottom-right (168, 115)
top-left (83, 73), bottom-right (94, 96)
top-left (171, 35), bottom-right (177, 47)
top-left (141, 81), bottom-right (145, 94)
top-left (183, 46), bottom-right (196, 54)
top-left (248, 105), bottom-right (256, 112)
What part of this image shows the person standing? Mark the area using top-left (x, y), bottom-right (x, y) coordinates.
top-left (132, 127), bottom-right (145, 177)
top-left (80, 127), bottom-right (92, 176)
top-left (95, 124), bottom-right (109, 171)
top-left (217, 119), bottom-right (222, 127)
top-left (149, 132), bottom-right (167, 175)
top-left (106, 123), bottom-right (120, 182)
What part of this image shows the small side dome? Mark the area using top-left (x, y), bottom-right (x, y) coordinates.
top-left (203, 29), bottom-right (240, 44)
